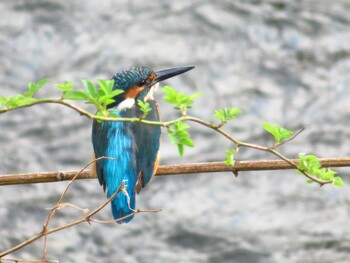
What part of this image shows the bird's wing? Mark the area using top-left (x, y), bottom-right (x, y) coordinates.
top-left (134, 100), bottom-right (161, 194)
top-left (91, 118), bottom-right (137, 193)
top-left (91, 121), bottom-right (108, 191)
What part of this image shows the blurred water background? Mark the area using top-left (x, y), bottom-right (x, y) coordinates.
top-left (1, 1), bottom-right (350, 262)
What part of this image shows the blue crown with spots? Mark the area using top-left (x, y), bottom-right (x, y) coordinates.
top-left (112, 67), bottom-right (152, 91)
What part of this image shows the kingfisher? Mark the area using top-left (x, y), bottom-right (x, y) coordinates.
top-left (91, 65), bottom-right (194, 223)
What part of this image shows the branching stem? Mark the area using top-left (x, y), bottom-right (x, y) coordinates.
top-left (0, 99), bottom-right (341, 185)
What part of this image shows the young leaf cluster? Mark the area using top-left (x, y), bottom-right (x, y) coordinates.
top-left (0, 78), bottom-right (50, 109)
top-left (25, 78), bottom-right (50, 97)
top-left (0, 95), bottom-right (34, 109)
top-left (55, 81), bottom-right (74, 93)
top-left (262, 122), bottom-right (293, 145)
top-left (214, 107), bottom-right (240, 127)
top-left (298, 154), bottom-right (345, 187)
top-left (137, 100), bottom-right (152, 119)
top-left (167, 121), bottom-right (194, 156)
top-left (56, 79), bottom-right (123, 117)
top-left (224, 148), bottom-right (237, 166)
top-left (162, 86), bottom-right (201, 115)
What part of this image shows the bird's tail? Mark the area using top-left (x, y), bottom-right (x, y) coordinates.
top-left (109, 186), bottom-right (136, 224)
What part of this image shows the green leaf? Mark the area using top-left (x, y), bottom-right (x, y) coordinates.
top-left (0, 94), bottom-right (38, 108)
top-left (96, 89), bottom-right (105, 98)
top-left (82, 80), bottom-right (97, 98)
top-left (214, 107), bottom-right (241, 125)
top-left (98, 94), bottom-right (114, 104)
top-left (225, 148), bottom-right (236, 166)
top-left (96, 110), bottom-right (105, 117)
top-left (98, 79), bottom-right (115, 94)
top-left (167, 121), bottom-right (194, 156)
top-left (162, 86), bottom-right (177, 104)
top-left (17, 97), bottom-right (37, 106)
top-left (97, 90), bottom-right (123, 103)
top-left (262, 122), bottom-right (293, 144)
top-left (3, 97), bottom-right (16, 108)
top-left (0, 96), bottom-right (7, 106)
top-left (137, 99), bottom-right (152, 118)
top-left (109, 89), bottom-right (124, 98)
top-left (162, 86), bottom-right (201, 115)
top-left (319, 168), bottom-right (336, 180)
top-left (4, 95), bottom-right (26, 108)
top-left (180, 137), bottom-right (194, 147)
top-left (103, 99), bottom-right (116, 106)
top-left (68, 79), bottom-right (123, 117)
top-left (64, 90), bottom-right (89, 100)
top-left (25, 78), bottom-right (50, 97)
top-left (95, 80), bottom-right (122, 108)
top-left (298, 153), bottom-right (344, 186)
top-left (107, 111), bottom-right (120, 118)
top-left (305, 179), bottom-right (314, 184)
top-left (333, 177), bottom-right (345, 187)
top-left (177, 144), bottom-right (184, 156)
top-left (298, 154), bottom-right (320, 173)
top-left (55, 81), bottom-right (74, 92)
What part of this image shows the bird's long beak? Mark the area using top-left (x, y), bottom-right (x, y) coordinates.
top-left (153, 65), bottom-right (195, 84)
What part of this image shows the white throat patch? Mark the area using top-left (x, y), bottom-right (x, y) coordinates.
top-left (144, 83), bottom-right (159, 101)
top-left (117, 98), bottom-right (135, 111)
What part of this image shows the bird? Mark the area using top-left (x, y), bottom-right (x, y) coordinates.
top-left (91, 65), bottom-right (194, 223)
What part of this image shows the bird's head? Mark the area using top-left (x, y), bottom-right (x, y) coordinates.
top-left (110, 65), bottom-right (194, 110)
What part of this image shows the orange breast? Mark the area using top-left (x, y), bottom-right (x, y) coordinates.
top-left (124, 85), bottom-right (144, 98)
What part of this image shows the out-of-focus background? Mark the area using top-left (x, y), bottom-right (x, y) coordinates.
top-left (1, 1), bottom-right (350, 262)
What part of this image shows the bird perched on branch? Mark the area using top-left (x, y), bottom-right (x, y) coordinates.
top-left (91, 65), bottom-right (194, 223)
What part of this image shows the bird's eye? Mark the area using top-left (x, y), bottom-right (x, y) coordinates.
top-left (137, 79), bottom-right (147, 86)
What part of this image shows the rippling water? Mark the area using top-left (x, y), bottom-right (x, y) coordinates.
top-left (1, 1), bottom-right (350, 262)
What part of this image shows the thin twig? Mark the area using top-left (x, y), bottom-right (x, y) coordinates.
top-left (272, 127), bottom-right (306, 149)
top-left (0, 99), bottom-right (181, 127)
top-left (88, 208), bottom-right (162, 224)
top-left (0, 159), bottom-right (158, 259)
top-left (40, 158), bottom-right (106, 261)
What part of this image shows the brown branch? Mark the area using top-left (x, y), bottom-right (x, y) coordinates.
top-left (0, 258), bottom-right (58, 263)
top-left (0, 158), bottom-right (349, 186)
